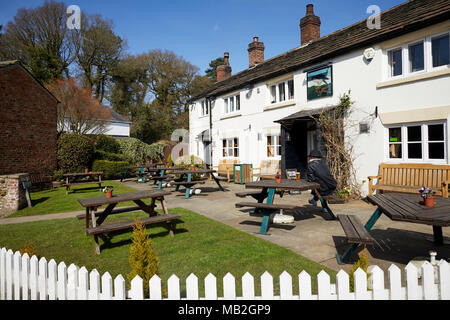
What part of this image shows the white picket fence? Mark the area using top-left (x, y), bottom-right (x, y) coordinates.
top-left (1, 247), bottom-right (449, 300)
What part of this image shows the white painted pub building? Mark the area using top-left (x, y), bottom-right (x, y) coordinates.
top-left (189, 0), bottom-right (450, 196)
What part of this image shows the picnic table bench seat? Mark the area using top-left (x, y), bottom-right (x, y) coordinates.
top-left (337, 214), bottom-right (375, 245)
top-left (235, 202), bottom-right (297, 211)
top-left (85, 213), bottom-right (181, 236)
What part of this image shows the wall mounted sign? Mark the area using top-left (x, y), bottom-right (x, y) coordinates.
top-left (307, 66), bottom-right (333, 100)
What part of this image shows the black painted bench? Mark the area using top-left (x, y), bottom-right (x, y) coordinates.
top-left (85, 213), bottom-right (181, 236)
top-left (336, 214), bottom-right (375, 265)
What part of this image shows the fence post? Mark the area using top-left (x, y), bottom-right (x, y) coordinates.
top-left (130, 275), bottom-right (144, 300)
top-left (114, 275), bottom-right (126, 300)
top-left (318, 270), bottom-right (333, 300)
top-left (354, 268), bottom-right (370, 300)
top-left (260, 271), bottom-right (274, 300)
top-left (5, 249), bottom-right (13, 300)
top-left (242, 272), bottom-right (255, 300)
top-left (101, 272), bottom-right (113, 300)
top-left (57, 262), bottom-right (67, 300)
top-left (78, 266), bottom-right (89, 300)
top-left (422, 261), bottom-right (438, 300)
top-left (13, 251), bottom-right (21, 300)
top-left (168, 274), bottom-right (181, 300)
top-left (204, 273), bottom-right (217, 300)
top-left (405, 262), bottom-right (419, 300)
top-left (149, 274), bottom-right (162, 300)
top-left (0, 248), bottom-right (6, 300)
top-left (298, 270), bottom-right (312, 300)
top-left (29, 255), bottom-right (38, 300)
top-left (280, 271), bottom-right (293, 300)
top-left (21, 253), bottom-right (29, 300)
top-left (388, 264), bottom-right (402, 300)
top-left (223, 273), bottom-right (236, 300)
top-left (67, 264), bottom-right (78, 300)
top-left (336, 270), bottom-right (351, 300)
top-left (89, 269), bottom-right (100, 300)
top-left (186, 273), bottom-right (199, 300)
top-left (47, 259), bottom-right (57, 300)
top-left (438, 260), bottom-right (450, 300)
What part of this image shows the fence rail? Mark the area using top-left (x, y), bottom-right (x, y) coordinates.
top-left (1, 247), bottom-right (449, 300)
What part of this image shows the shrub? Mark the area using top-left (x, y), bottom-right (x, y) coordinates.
top-left (93, 150), bottom-right (129, 162)
top-left (57, 133), bottom-right (94, 173)
top-left (349, 248), bottom-right (369, 292)
top-left (127, 219), bottom-right (162, 298)
top-left (118, 138), bottom-right (166, 164)
top-left (92, 160), bottom-right (129, 179)
top-left (95, 135), bottom-right (121, 154)
top-left (20, 241), bottom-right (38, 258)
top-left (53, 169), bottom-right (64, 182)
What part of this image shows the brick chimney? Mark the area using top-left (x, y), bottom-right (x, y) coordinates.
top-left (216, 52), bottom-right (232, 82)
top-left (248, 36), bottom-right (265, 68)
top-left (300, 4), bottom-right (321, 45)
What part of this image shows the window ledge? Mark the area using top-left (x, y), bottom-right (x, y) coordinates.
top-left (264, 100), bottom-right (296, 111)
top-left (377, 67), bottom-right (450, 89)
top-left (220, 113), bottom-right (242, 120)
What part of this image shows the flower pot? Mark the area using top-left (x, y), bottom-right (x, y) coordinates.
top-left (105, 190), bottom-right (113, 198)
top-left (84, 169), bottom-right (89, 173)
top-left (275, 177), bottom-right (281, 183)
top-left (424, 196), bottom-right (435, 207)
top-left (344, 194), bottom-right (349, 202)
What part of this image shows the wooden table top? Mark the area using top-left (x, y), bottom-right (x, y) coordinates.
top-left (245, 179), bottom-right (320, 191)
top-left (367, 193), bottom-right (450, 227)
top-left (63, 172), bottom-right (103, 177)
top-left (78, 190), bottom-right (171, 208)
top-left (125, 163), bottom-right (165, 169)
top-left (146, 167), bottom-right (184, 172)
top-left (171, 169), bottom-right (217, 175)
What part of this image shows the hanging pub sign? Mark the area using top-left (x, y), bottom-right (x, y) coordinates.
top-left (307, 65), bottom-right (333, 100)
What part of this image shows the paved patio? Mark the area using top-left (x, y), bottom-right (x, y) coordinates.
top-left (122, 178), bottom-right (450, 274)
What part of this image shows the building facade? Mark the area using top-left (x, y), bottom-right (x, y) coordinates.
top-left (0, 60), bottom-right (58, 178)
top-left (189, 0), bottom-right (450, 196)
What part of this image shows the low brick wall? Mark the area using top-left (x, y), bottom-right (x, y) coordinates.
top-left (0, 173), bottom-right (30, 216)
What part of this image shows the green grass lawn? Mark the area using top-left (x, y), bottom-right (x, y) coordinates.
top-left (10, 180), bottom-right (138, 217)
top-left (0, 208), bottom-right (337, 297)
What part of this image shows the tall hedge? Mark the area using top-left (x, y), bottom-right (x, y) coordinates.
top-left (118, 138), bottom-right (166, 164)
top-left (95, 135), bottom-right (121, 154)
top-left (92, 160), bottom-right (129, 179)
top-left (57, 134), bottom-right (94, 173)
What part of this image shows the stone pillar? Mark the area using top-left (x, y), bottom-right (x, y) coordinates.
top-left (0, 173), bottom-right (30, 215)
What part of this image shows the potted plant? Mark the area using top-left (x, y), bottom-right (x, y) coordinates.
top-left (103, 186), bottom-right (114, 198)
top-left (337, 187), bottom-right (351, 202)
top-left (275, 170), bottom-right (282, 183)
top-left (419, 187), bottom-right (436, 207)
top-left (84, 168), bottom-right (89, 173)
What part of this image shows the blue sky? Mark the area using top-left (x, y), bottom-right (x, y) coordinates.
top-left (0, 0), bottom-right (406, 75)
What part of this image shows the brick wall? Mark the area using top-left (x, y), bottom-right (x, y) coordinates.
top-left (0, 64), bottom-right (58, 179)
top-left (0, 173), bottom-right (29, 215)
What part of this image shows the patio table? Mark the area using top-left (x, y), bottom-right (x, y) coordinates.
top-left (170, 169), bottom-right (225, 199)
top-left (63, 172), bottom-right (103, 195)
top-left (236, 179), bottom-right (335, 235)
top-left (336, 192), bottom-right (450, 264)
top-left (147, 167), bottom-right (184, 189)
top-left (121, 164), bottom-right (165, 183)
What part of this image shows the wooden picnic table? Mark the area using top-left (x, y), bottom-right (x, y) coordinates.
top-left (336, 192), bottom-right (450, 264)
top-left (144, 167), bottom-right (184, 189)
top-left (77, 190), bottom-right (180, 254)
top-left (121, 164), bottom-right (165, 183)
top-left (170, 169), bottom-right (225, 199)
top-left (235, 179), bottom-right (336, 235)
top-left (63, 172), bottom-right (103, 195)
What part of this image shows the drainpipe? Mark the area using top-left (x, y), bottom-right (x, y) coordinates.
top-left (207, 97), bottom-right (213, 169)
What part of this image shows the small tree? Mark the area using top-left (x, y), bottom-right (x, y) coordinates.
top-left (127, 219), bottom-right (161, 297)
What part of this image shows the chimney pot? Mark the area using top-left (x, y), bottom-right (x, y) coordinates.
top-left (217, 52), bottom-right (232, 82)
top-left (248, 36), bottom-right (265, 68)
top-left (300, 4), bottom-right (321, 45)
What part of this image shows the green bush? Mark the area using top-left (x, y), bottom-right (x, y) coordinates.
top-left (118, 138), bottom-right (166, 164)
top-left (57, 134), bottom-right (94, 173)
top-left (95, 135), bottom-right (121, 154)
top-left (53, 169), bottom-right (64, 182)
top-left (92, 160), bottom-right (129, 179)
top-left (93, 150), bottom-right (129, 162)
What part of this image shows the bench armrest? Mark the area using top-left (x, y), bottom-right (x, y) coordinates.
top-left (443, 180), bottom-right (450, 198)
top-left (368, 175), bottom-right (382, 196)
top-left (368, 175), bottom-right (382, 180)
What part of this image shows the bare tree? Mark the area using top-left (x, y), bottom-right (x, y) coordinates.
top-left (46, 78), bottom-right (112, 136)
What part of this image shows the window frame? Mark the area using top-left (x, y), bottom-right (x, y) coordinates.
top-left (266, 135), bottom-right (282, 158)
top-left (223, 93), bottom-right (241, 115)
top-left (222, 137), bottom-right (239, 158)
top-left (200, 100), bottom-right (209, 117)
top-left (385, 121), bottom-right (447, 164)
top-left (268, 78), bottom-right (295, 105)
top-left (385, 30), bottom-right (450, 80)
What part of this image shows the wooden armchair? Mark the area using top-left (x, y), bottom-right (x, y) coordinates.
top-left (212, 159), bottom-right (239, 182)
top-left (251, 160), bottom-right (281, 181)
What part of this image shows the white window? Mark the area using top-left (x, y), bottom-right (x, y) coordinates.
top-left (267, 135), bottom-right (281, 157)
top-left (200, 100), bottom-right (209, 117)
top-left (223, 94), bottom-right (241, 115)
top-left (222, 138), bottom-right (239, 157)
top-left (387, 122), bottom-right (447, 162)
top-left (386, 30), bottom-right (449, 79)
top-left (269, 79), bottom-right (294, 104)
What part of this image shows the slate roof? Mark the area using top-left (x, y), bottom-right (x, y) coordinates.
top-left (191, 0), bottom-right (450, 102)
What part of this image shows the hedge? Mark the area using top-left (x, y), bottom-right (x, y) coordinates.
top-left (57, 134), bottom-right (94, 173)
top-left (95, 135), bottom-right (121, 154)
top-left (93, 150), bottom-right (129, 162)
top-left (92, 160), bottom-right (129, 180)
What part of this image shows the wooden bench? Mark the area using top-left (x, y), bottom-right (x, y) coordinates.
top-left (336, 214), bottom-right (374, 264)
top-left (212, 159), bottom-right (239, 182)
top-left (368, 163), bottom-right (450, 198)
top-left (251, 160), bottom-right (280, 180)
top-left (235, 202), bottom-right (297, 211)
top-left (30, 174), bottom-right (53, 191)
top-left (86, 213), bottom-right (181, 236)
